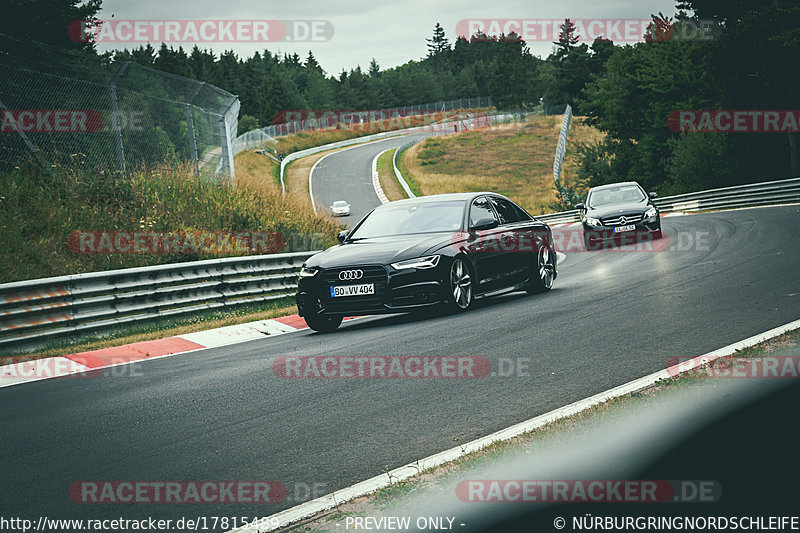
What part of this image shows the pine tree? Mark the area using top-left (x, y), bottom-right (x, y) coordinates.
top-left (426, 23), bottom-right (450, 58)
top-left (553, 19), bottom-right (580, 60)
top-left (368, 58), bottom-right (380, 77)
top-left (305, 51), bottom-right (323, 74)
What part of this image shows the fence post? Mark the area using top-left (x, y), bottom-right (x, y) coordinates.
top-left (553, 104), bottom-right (573, 202)
top-left (108, 62), bottom-right (130, 174)
top-left (184, 81), bottom-right (205, 177)
top-left (217, 96), bottom-right (238, 184)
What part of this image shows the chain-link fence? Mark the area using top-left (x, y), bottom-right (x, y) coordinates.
top-left (233, 96), bottom-right (495, 155)
top-left (0, 33), bottom-right (239, 182)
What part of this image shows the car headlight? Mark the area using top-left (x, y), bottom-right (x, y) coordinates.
top-left (299, 265), bottom-right (319, 277)
top-left (584, 217), bottom-right (601, 226)
top-left (391, 255), bottom-right (441, 270)
top-left (645, 206), bottom-right (658, 218)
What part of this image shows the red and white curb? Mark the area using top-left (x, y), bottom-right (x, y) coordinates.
top-left (0, 314), bottom-right (355, 389)
top-left (229, 316), bottom-right (800, 532)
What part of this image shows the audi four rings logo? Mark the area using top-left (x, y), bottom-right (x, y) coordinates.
top-left (339, 269), bottom-right (364, 280)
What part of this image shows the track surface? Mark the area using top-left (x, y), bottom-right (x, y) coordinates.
top-left (2, 200), bottom-right (799, 527)
top-left (310, 133), bottom-right (431, 226)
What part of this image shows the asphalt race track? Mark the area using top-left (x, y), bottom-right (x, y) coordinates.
top-left (309, 132), bottom-right (432, 226)
top-left (2, 173), bottom-right (799, 528)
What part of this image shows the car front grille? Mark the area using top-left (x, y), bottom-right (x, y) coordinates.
top-left (319, 266), bottom-right (388, 313)
top-left (601, 213), bottom-right (644, 226)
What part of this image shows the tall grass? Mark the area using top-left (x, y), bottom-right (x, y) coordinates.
top-left (0, 153), bottom-right (339, 283)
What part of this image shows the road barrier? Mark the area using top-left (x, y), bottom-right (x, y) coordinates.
top-left (0, 252), bottom-right (316, 353)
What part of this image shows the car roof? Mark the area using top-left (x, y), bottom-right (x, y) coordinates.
top-left (588, 181), bottom-right (642, 192)
top-left (381, 192), bottom-right (506, 206)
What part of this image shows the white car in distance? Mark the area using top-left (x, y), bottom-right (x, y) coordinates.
top-left (331, 200), bottom-right (351, 217)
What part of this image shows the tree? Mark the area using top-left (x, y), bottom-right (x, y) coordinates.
top-left (490, 33), bottom-right (536, 108)
top-left (553, 18), bottom-right (580, 60)
top-left (237, 115), bottom-right (261, 136)
top-left (3, 0), bottom-right (101, 52)
top-left (368, 58), bottom-right (380, 77)
top-left (426, 23), bottom-right (450, 58)
top-left (305, 51), bottom-right (323, 75)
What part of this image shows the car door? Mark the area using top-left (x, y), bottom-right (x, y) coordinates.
top-left (467, 196), bottom-right (504, 292)
top-left (488, 195), bottom-right (530, 286)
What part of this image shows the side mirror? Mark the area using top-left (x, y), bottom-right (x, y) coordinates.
top-left (337, 230), bottom-right (349, 243)
top-left (575, 203), bottom-right (586, 211)
top-left (471, 217), bottom-right (499, 231)
top-left (648, 192), bottom-right (658, 199)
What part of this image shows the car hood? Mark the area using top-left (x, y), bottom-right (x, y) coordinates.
top-left (305, 233), bottom-right (452, 268)
top-left (587, 198), bottom-right (653, 218)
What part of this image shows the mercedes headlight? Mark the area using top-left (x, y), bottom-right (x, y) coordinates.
top-left (645, 206), bottom-right (658, 218)
top-left (584, 217), bottom-right (601, 226)
top-left (391, 255), bottom-right (441, 270)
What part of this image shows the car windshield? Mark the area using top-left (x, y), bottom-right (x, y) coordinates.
top-left (348, 200), bottom-right (465, 238)
top-left (332, 201), bottom-right (348, 207)
top-left (588, 185), bottom-right (646, 207)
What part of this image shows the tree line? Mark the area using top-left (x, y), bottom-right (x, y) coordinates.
top-left (3, 0), bottom-right (798, 194)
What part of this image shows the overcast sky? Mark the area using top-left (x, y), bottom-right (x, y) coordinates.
top-left (95, 0), bottom-right (681, 75)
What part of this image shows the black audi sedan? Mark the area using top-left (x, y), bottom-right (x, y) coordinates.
top-left (575, 181), bottom-right (662, 250)
top-left (295, 193), bottom-right (557, 332)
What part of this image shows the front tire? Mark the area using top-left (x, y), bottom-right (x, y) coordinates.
top-left (526, 240), bottom-right (556, 294)
top-left (303, 313), bottom-right (343, 333)
top-left (583, 232), bottom-right (601, 251)
top-left (445, 257), bottom-right (473, 312)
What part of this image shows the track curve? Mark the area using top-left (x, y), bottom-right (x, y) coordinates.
top-left (1, 200), bottom-right (798, 527)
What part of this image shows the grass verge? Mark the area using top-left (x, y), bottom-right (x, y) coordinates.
top-left (376, 149), bottom-right (406, 202)
top-left (400, 115), bottom-right (603, 215)
top-left (396, 145), bottom-right (422, 197)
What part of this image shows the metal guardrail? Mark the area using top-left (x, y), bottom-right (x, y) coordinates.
top-left (535, 176), bottom-right (800, 225)
top-left (392, 138), bottom-right (423, 198)
top-left (0, 252), bottom-right (317, 353)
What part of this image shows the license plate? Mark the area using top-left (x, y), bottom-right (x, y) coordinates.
top-left (613, 224), bottom-right (636, 233)
top-left (330, 283), bottom-right (375, 297)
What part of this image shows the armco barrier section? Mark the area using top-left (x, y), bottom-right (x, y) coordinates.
top-left (0, 252), bottom-right (316, 353)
